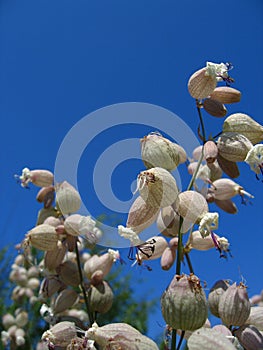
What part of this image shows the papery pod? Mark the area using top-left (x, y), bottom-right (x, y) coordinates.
top-left (212, 324), bottom-right (232, 336)
top-left (203, 141), bottom-right (218, 163)
top-left (55, 181), bottom-right (81, 215)
top-left (172, 143), bottom-right (187, 164)
top-left (36, 207), bottom-right (59, 225)
top-left (138, 167), bottom-right (179, 208)
top-left (217, 153), bottom-right (240, 178)
top-left (86, 322), bottom-right (159, 350)
top-left (36, 186), bottom-right (55, 208)
top-left (223, 113), bottom-right (263, 144)
top-left (210, 86), bottom-right (241, 104)
top-left (217, 132), bottom-right (253, 162)
top-left (188, 67), bottom-right (217, 99)
top-left (87, 281), bottom-right (114, 314)
top-left (42, 321), bottom-right (77, 348)
top-left (208, 280), bottom-right (229, 318)
top-left (157, 205), bottom-right (190, 237)
top-left (218, 282), bottom-right (251, 326)
top-left (43, 216), bottom-right (61, 227)
top-left (203, 98), bottom-right (227, 117)
top-left (57, 260), bottom-right (81, 287)
top-left (161, 246), bottom-right (176, 270)
top-left (234, 325), bottom-right (263, 350)
top-left (177, 319), bottom-right (211, 340)
top-left (53, 289), bottom-right (79, 314)
top-left (83, 249), bottom-right (119, 280)
top-left (214, 198), bottom-right (238, 214)
top-left (246, 306), bottom-right (263, 331)
top-left (192, 145), bottom-right (203, 161)
top-left (178, 191), bottom-right (208, 224)
top-left (188, 230), bottom-right (218, 251)
top-left (207, 161), bottom-right (223, 181)
top-left (136, 236), bottom-right (168, 262)
top-left (64, 214), bottom-right (82, 236)
top-left (141, 133), bottom-right (180, 170)
top-left (39, 276), bottom-right (66, 299)
top-left (161, 274), bottom-right (208, 331)
top-left (24, 224), bottom-right (59, 251)
top-left (187, 327), bottom-right (236, 350)
top-left (126, 196), bottom-right (159, 234)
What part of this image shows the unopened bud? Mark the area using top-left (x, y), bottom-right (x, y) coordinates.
top-left (208, 280), bottom-right (230, 318)
top-left (36, 186), bottom-right (55, 208)
top-left (203, 141), bottom-right (218, 163)
top-left (210, 86), bottom-right (241, 104)
top-left (88, 281), bottom-right (114, 314)
top-left (161, 247), bottom-right (176, 270)
top-left (203, 98), bottom-right (227, 117)
top-left (53, 289), bottom-right (79, 314)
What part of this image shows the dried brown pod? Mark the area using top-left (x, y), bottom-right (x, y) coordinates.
top-left (188, 67), bottom-right (217, 99)
top-left (44, 243), bottom-right (67, 271)
top-left (203, 98), bottom-right (227, 117)
top-left (57, 260), bottom-right (81, 287)
top-left (53, 289), bottom-right (79, 314)
top-left (217, 153), bottom-right (240, 178)
top-left (214, 198), bottom-right (238, 214)
top-left (36, 186), bottom-right (55, 208)
top-left (210, 86), bottom-right (241, 104)
top-left (217, 132), bottom-right (253, 162)
top-left (234, 325), bottom-right (263, 350)
top-left (207, 160), bottom-right (223, 181)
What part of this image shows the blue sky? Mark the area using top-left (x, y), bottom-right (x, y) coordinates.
top-left (1, 0), bottom-right (263, 342)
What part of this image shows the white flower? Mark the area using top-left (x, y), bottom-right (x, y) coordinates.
top-left (16, 167), bottom-right (32, 188)
top-left (199, 212), bottom-right (219, 237)
top-left (245, 144), bottom-right (263, 175)
top-left (205, 62), bottom-right (228, 81)
top-left (118, 225), bottom-right (143, 246)
top-left (217, 237), bottom-right (230, 252)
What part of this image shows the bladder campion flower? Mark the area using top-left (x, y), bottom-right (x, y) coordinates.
top-left (245, 144), bottom-right (263, 179)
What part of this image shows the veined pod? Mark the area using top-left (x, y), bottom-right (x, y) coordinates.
top-left (203, 98), bottom-right (227, 117)
top-left (42, 321), bottom-right (77, 348)
top-left (210, 178), bottom-right (253, 200)
top-left (57, 261), bottom-right (81, 287)
top-left (157, 205), bottom-right (191, 237)
top-left (214, 198), bottom-right (238, 214)
top-left (234, 325), bottom-right (263, 350)
top-left (217, 153), bottom-right (240, 179)
top-left (53, 289), bottom-right (79, 314)
top-left (23, 224), bottom-right (59, 251)
top-left (86, 322), bottom-right (159, 350)
top-left (208, 280), bottom-right (230, 318)
top-left (210, 86), bottom-right (241, 104)
top-left (178, 191), bottom-right (208, 224)
top-left (187, 328), bottom-right (236, 350)
top-left (136, 236), bottom-right (168, 263)
top-left (161, 274), bottom-right (208, 331)
top-left (137, 167), bottom-right (179, 208)
top-left (246, 306), bottom-right (263, 331)
top-left (36, 207), bottom-right (59, 226)
top-left (55, 181), bottom-right (81, 215)
top-left (223, 113), bottom-right (263, 145)
top-left (188, 67), bottom-right (217, 99)
top-left (203, 141), bottom-right (218, 164)
top-left (36, 186), bottom-right (55, 208)
top-left (207, 161), bottom-right (223, 181)
top-left (17, 168), bottom-right (54, 188)
top-left (87, 281), bottom-right (114, 314)
top-left (44, 243), bottom-right (67, 271)
top-left (217, 132), bottom-right (253, 162)
top-left (141, 133), bottom-right (180, 170)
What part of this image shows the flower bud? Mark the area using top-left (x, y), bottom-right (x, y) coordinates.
top-left (212, 324), bottom-right (232, 336)
top-left (178, 191), bottom-right (208, 224)
top-left (192, 145), bottom-right (203, 161)
top-left (207, 161), bottom-right (223, 181)
top-left (17, 168), bottom-right (54, 188)
top-left (161, 247), bottom-right (176, 270)
top-left (217, 153), bottom-right (240, 178)
top-left (246, 306), bottom-right (263, 331)
top-left (15, 311), bottom-right (28, 328)
top-left (187, 327), bottom-right (236, 350)
top-left (210, 86), bottom-right (241, 104)
top-left (2, 314), bottom-right (15, 329)
top-left (211, 178), bottom-right (253, 200)
top-left (88, 281), bottom-right (114, 314)
top-left (84, 249), bottom-right (119, 280)
top-left (36, 186), bottom-right (55, 208)
top-left (24, 224), bottom-right (59, 251)
top-left (223, 113), bottom-right (263, 144)
top-left (86, 322), bottom-right (159, 350)
top-left (217, 132), bottom-right (253, 162)
top-left (208, 280), bottom-right (230, 318)
top-left (55, 181), bottom-right (81, 215)
top-left (53, 289), bottom-right (79, 314)
top-left (39, 276), bottom-right (66, 299)
top-left (218, 282), bottom-right (251, 326)
top-left (36, 207), bottom-right (59, 225)
top-left (234, 325), bottom-right (263, 350)
top-left (161, 274), bottom-right (208, 331)
top-left (203, 98), bottom-right (227, 117)
top-left (141, 132), bottom-right (180, 170)
top-left (137, 167), bottom-right (179, 208)
top-left (57, 260), bottom-right (81, 287)
top-left (42, 321), bottom-right (77, 348)
top-left (27, 277), bottom-right (40, 290)
top-left (203, 141), bottom-right (218, 163)
top-left (43, 216), bottom-right (61, 227)
top-left (188, 67), bottom-right (217, 99)
top-left (136, 236), bottom-right (168, 263)
top-left (44, 243), bottom-right (67, 271)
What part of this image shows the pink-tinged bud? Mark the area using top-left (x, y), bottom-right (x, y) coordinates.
top-left (187, 230), bottom-right (218, 251)
top-left (211, 178), bottom-right (254, 201)
top-left (214, 198), bottom-right (238, 214)
top-left (161, 274), bottom-right (208, 331)
top-left (137, 167), bottom-right (179, 208)
top-left (188, 67), bottom-right (217, 99)
top-left (210, 86), bottom-right (241, 104)
top-left (178, 191), bottom-right (208, 224)
top-left (246, 306), bottom-right (263, 331)
top-left (203, 141), bottom-right (218, 164)
top-left (136, 236), bottom-right (168, 264)
top-left (169, 237), bottom-right (179, 249)
top-left (27, 266), bottom-right (40, 278)
top-left (84, 249), bottom-right (119, 280)
top-left (86, 322), bottom-right (159, 350)
top-left (212, 324), bottom-right (232, 336)
top-left (203, 98), bottom-right (227, 118)
top-left (141, 132), bottom-right (180, 170)
top-left (217, 153), bottom-right (240, 179)
top-left (17, 168), bottom-right (54, 188)
top-left (90, 270), bottom-right (104, 285)
top-left (43, 216), bottom-right (61, 227)
top-left (36, 207), bottom-right (59, 225)
top-left (55, 181), bottom-right (81, 215)
top-left (208, 280), bottom-right (230, 318)
top-left (55, 224), bottom-right (65, 235)
top-left (161, 247), bottom-right (176, 270)
top-left (187, 327), bottom-right (236, 350)
top-left (44, 243), bottom-right (67, 271)
top-left (57, 261), bottom-right (81, 288)
top-left (218, 282), bottom-right (251, 326)
top-left (87, 281), bottom-right (114, 314)
top-left (36, 186), bottom-right (55, 208)
top-left (217, 132), bottom-right (253, 162)
top-left (42, 321), bottom-right (77, 348)
top-left (53, 289), bottom-right (79, 314)
top-left (23, 224), bottom-right (59, 251)
top-left (234, 325), bottom-right (263, 350)
top-left (39, 276), bottom-right (66, 299)
top-left (188, 161), bottom-right (198, 175)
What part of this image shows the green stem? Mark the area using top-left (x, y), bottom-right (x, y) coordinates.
top-left (185, 253), bottom-right (194, 274)
top-left (176, 331), bottom-right (185, 350)
top-left (187, 145), bottom-right (204, 191)
top-left (196, 99), bottom-right (206, 144)
top-left (171, 329), bottom-right (177, 350)
top-left (75, 240), bottom-right (94, 325)
top-left (175, 216), bottom-right (184, 276)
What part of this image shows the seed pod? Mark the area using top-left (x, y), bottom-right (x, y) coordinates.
top-left (217, 153), bottom-right (240, 178)
top-left (207, 161), bottom-right (223, 181)
top-left (161, 274), bottom-right (208, 331)
top-left (161, 247), bottom-right (176, 270)
top-left (188, 230), bottom-right (218, 251)
top-left (36, 207), bottom-right (59, 225)
top-left (36, 186), bottom-right (55, 208)
top-left (203, 141), bottom-right (218, 163)
top-left (208, 280), bottom-right (230, 318)
top-left (126, 196), bottom-right (159, 234)
top-left (214, 198), bottom-right (238, 214)
top-left (44, 244), bottom-right (67, 271)
top-left (192, 145), bottom-right (203, 161)
top-left (210, 86), bottom-right (241, 104)
top-left (88, 281), bottom-right (114, 314)
top-left (203, 98), bottom-right (227, 117)
top-left (157, 205), bottom-right (190, 237)
top-left (178, 191), bottom-right (208, 224)
top-left (246, 307), bottom-right (263, 331)
top-left (43, 216), bottom-right (61, 227)
top-left (84, 249), bottom-right (119, 280)
top-left (223, 113), bottom-right (263, 144)
top-left (188, 67), bottom-right (217, 99)
top-left (211, 178), bottom-right (253, 200)
top-left (212, 324), bottom-right (232, 336)
top-left (90, 270), bottom-right (104, 285)
top-left (187, 327), bottom-right (236, 350)
top-left (234, 325), bottom-right (263, 350)
top-left (55, 181), bottom-right (81, 215)
top-left (141, 133), bottom-right (180, 170)
top-left (218, 282), bottom-right (251, 326)
top-left (18, 168), bottom-right (54, 188)
top-left (2, 314), bottom-right (16, 329)
top-left (136, 236), bottom-right (168, 263)
top-left (137, 167), bottom-right (179, 208)
top-left (39, 276), bottom-right (66, 299)
top-left (24, 224), bottom-right (59, 251)
top-left (217, 132), bottom-right (253, 162)
top-left (64, 214), bottom-right (82, 236)
top-left (53, 289), bottom-right (79, 314)
top-left (42, 321), bottom-right (77, 348)
top-left (86, 322), bottom-right (159, 350)
top-left (57, 261), bottom-right (81, 287)
top-left (172, 143), bottom-right (187, 164)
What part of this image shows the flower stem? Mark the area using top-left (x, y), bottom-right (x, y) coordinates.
top-left (171, 329), bottom-right (177, 350)
top-left (175, 216), bottom-right (184, 276)
top-left (196, 99), bottom-right (206, 144)
top-left (75, 240), bottom-right (94, 325)
top-left (185, 252), bottom-right (194, 274)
